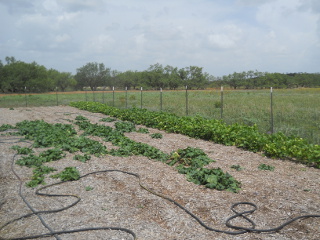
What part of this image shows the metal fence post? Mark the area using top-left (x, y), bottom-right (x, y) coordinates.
top-left (186, 85), bottom-right (188, 116)
top-left (24, 86), bottom-right (28, 107)
top-left (160, 88), bottom-right (163, 111)
top-left (56, 87), bottom-right (58, 106)
top-left (140, 87), bottom-right (143, 109)
top-left (270, 87), bottom-right (274, 134)
top-left (112, 86), bottom-right (115, 107)
top-left (126, 87), bottom-right (128, 108)
top-left (103, 88), bottom-right (105, 104)
top-left (220, 86), bottom-right (224, 119)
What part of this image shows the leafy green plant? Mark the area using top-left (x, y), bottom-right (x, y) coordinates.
top-left (114, 121), bottom-right (136, 133)
top-left (150, 133), bottom-right (163, 139)
top-left (39, 148), bottom-right (66, 161)
top-left (11, 120), bottom-right (95, 187)
top-left (11, 145), bottom-right (34, 154)
top-left (69, 106), bottom-right (242, 192)
top-left (258, 163), bottom-right (275, 171)
top-left (16, 154), bottom-right (44, 167)
top-left (109, 137), bottom-right (169, 161)
top-left (26, 166), bottom-right (57, 188)
top-left (60, 137), bottom-right (107, 156)
top-left (16, 149), bottom-right (65, 167)
top-left (69, 101), bottom-right (320, 168)
top-left (0, 124), bottom-right (15, 131)
top-left (75, 115), bottom-right (88, 121)
top-left (166, 147), bottom-right (240, 192)
top-left (167, 147), bottom-right (214, 168)
top-left (177, 167), bottom-right (241, 193)
top-left (100, 117), bottom-right (116, 122)
top-left (137, 127), bottom-right (149, 133)
top-left (51, 167), bottom-right (80, 181)
top-left (74, 154), bottom-right (91, 162)
top-left (16, 120), bottom-right (77, 148)
top-left (74, 116), bottom-right (168, 161)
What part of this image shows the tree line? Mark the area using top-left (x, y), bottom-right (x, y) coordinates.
top-left (0, 57), bottom-right (75, 93)
top-left (209, 70), bottom-right (320, 89)
top-left (74, 62), bottom-right (211, 91)
top-left (1, 56), bottom-right (319, 93)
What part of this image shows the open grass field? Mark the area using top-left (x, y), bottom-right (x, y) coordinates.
top-left (1, 88), bottom-right (319, 144)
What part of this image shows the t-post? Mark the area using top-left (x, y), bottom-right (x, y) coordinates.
top-left (24, 86), bottom-right (28, 107)
top-left (186, 85), bottom-right (188, 116)
top-left (270, 87), bottom-right (274, 134)
top-left (56, 87), bottom-right (58, 106)
top-left (112, 86), bottom-right (115, 107)
top-left (126, 87), bottom-right (128, 108)
top-left (140, 87), bottom-right (143, 109)
top-left (160, 88), bottom-right (163, 111)
top-left (220, 86), bottom-right (224, 119)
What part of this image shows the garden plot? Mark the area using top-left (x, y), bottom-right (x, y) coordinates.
top-left (0, 106), bottom-right (319, 240)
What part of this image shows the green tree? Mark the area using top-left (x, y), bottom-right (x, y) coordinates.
top-left (0, 60), bottom-right (5, 92)
top-left (225, 72), bottom-right (245, 89)
top-left (164, 65), bottom-right (181, 90)
top-left (181, 66), bottom-right (209, 89)
top-left (75, 62), bottom-right (110, 91)
top-left (141, 63), bottom-right (167, 89)
top-left (28, 62), bottom-right (53, 92)
top-left (1, 59), bottom-right (52, 93)
top-left (5, 56), bottom-right (16, 64)
top-left (106, 70), bottom-right (121, 89)
top-left (48, 69), bottom-right (76, 91)
top-left (131, 71), bottom-right (143, 89)
top-left (117, 70), bottom-right (135, 89)
top-left (144, 63), bottom-right (167, 89)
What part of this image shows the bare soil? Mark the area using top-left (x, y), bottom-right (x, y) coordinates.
top-left (0, 106), bottom-right (319, 240)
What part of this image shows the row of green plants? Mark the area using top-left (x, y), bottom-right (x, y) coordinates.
top-left (74, 115), bottom-right (241, 192)
top-left (4, 120), bottom-right (107, 187)
top-left (70, 101), bottom-right (320, 168)
top-left (1, 115), bottom-right (241, 192)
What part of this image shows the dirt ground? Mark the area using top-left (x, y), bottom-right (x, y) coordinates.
top-left (0, 106), bottom-right (319, 240)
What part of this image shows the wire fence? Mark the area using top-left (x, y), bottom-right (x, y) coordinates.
top-left (0, 87), bottom-right (319, 144)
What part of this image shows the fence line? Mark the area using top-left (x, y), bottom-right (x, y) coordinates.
top-left (0, 87), bottom-right (319, 144)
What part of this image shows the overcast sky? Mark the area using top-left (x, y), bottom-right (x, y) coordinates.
top-left (0, 0), bottom-right (319, 76)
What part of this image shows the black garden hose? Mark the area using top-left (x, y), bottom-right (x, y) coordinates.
top-left (1, 131), bottom-right (320, 239)
top-left (2, 167), bottom-right (320, 239)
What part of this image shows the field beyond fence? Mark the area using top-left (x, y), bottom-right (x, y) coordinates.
top-left (0, 88), bottom-right (319, 144)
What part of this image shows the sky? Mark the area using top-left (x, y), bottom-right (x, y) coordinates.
top-left (0, 0), bottom-right (319, 77)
